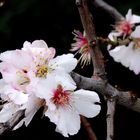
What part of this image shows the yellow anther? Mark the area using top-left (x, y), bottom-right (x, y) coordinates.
top-left (36, 65), bottom-right (48, 78)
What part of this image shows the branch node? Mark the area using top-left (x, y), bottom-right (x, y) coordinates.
top-left (89, 40), bottom-right (97, 47)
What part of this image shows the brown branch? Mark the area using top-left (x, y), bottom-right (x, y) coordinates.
top-left (76, 1), bottom-right (117, 139)
top-left (81, 116), bottom-right (97, 140)
top-left (92, 0), bottom-right (124, 21)
top-left (71, 72), bottom-right (140, 113)
top-left (76, 0), bottom-right (106, 80)
top-left (0, 110), bottom-right (24, 135)
top-left (106, 100), bottom-right (116, 140)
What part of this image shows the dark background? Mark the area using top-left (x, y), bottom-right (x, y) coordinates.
top-left (0, 0), bottom-right (140, 140)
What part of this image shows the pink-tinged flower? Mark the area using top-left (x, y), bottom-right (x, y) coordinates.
top-left (109, 9), bottom-right (140, 41)
top-left (71, 30), bottom-right (91, 67)
top-left (0, 79), bottom-right (26, 123)
top-left (0, 79), bottom-right (43, 127)
top-left (0, 40), bottom-right (77, 129)
top-left (108, 25), bottom-right (140, 75)
top-left (36, 78), bottom-right (101, 137)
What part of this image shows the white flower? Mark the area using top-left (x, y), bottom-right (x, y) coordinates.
top-left (108, 25), bottom-right (140, 74)
top-left (0, 39), bottom-right (78, 130)
top-left (36, 78), bottom-right (101, 137)
top-left (0, 40), bottom-right (55, 126)
top-left (27, 53), bottom-right (77, 96)
top-left (109, 9), bottom-right (140, 40)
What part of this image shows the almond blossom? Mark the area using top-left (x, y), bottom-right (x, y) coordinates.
top-left (35, 77), bottom-right (101, 137)
top-left (109, 9), bottom-right (140, 41)
top-left (0, 40), bottom-right (77, 129)
top-left (108, 25), bottom-right (140, 75)
top-left (71, 30), bottom-right (91, 67)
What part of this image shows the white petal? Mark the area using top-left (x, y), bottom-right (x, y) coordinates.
top-left (45, 106), bottom-right (80, 137)
top-left (24, 95), bottom-right (41, 126)
top-left (126, 9), bottom-right (140, 24)
top-left (52, 70), bottom-right (76, 91)
top-left (126, 9), bottom-right (132, 21)
top-left (13, 119), bottom-right (24, 130)
top-left (0, 79), bottom-right (6, 94)
top-left (131, 25), bottom-right (140, 38)
top-left (49, 54), bottom-right (77, 73)
top-left (128, 47), bottom-right (140, 74)
top-left (108, 32), bottom-right (122, 41)
top-left (130, 15), bottom-right (140, 24)
top-left (0, 50), bottom-right (32, 69)
top-left (0, 103), bottom-right (19, 123)
top-left (31, 40), bottom-right (48, 48)
top-left (72, 89), bottom-right (101, 118)
top-left (0, 62), bottom-right (19, 84)
top-left (8, 91), bottom-right (28, 105)
top-left (109, 45), bottom-right (132, 67)
top-left (109, 43), bottom-right (140, 74)
top-left (3, 85), bottom-right (28, 105)
top-left (22, 40), bottom-right (48, 54)
top-left (22, 41), bottom-right (31, 51)
top-left (32, 77), bottom-right (55, 99)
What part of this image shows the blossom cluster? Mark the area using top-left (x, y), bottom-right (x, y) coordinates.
top-left (108, 9), bottom-right (140, 75)
top-left (0, 40), bottom-right (101, 137)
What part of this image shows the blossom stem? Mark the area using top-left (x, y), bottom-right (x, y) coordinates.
top-left (81, 116), bottom-right (97, 140)
top-left (97, 37), bottom-right (132, 48)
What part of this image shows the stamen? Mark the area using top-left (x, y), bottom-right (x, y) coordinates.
top-left (52, 85), bottom-right (70, 106)
top-left (36, 65), bottom-right (48, 78)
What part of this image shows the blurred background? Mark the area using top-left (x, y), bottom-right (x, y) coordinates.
top-left (0, 0), bottom-right (140, 140)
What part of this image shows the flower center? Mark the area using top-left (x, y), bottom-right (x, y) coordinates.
top-left (52, 85), bottom-right (70, 106)
top-left (116, 21), bottom-right (132, 35)
top-left (36, 65), bottom-right (48, 78)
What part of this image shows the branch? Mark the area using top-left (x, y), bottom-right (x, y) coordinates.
top-left (106, 100), bottom-right (116, 140)
top-left (81, 116), bottom-right (97, 140)
top-left (0, 110), bottom-right (24, 135)
top-left (71, 72), bottom-right (140, 113)
top-left (92, 0), bottom-right (124, 21)
top-left (76, 0), bottom-right (106, 79)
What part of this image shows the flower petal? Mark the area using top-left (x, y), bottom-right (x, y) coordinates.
top-left (72, 89), bottom-right (101, 118)
top-left (45, 106), bottom-right (80, 137)
top-left (0, 103), bottom-right (19, 123)
top-left (130, 15), bottom-right (140, 24)
top-left (131, 25), bottom-right (140, 38)
top-left (24, 96), bottom-right (41, 126)
top-left (108, 32), bottom-right (122, 41)
top-left (0, 62), bottom-right (18, 84)
top-left (0, 50), bottom-right (32, 69)
top-left (49, 54), bottom-right (77, 73)
top-left (126, 9), bottom-right (132, 22)
top-left (53, 70), bottom-right (76, 91)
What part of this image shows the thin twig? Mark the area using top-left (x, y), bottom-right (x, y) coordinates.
top-left (106, 100), bottom-right (116, 140)
top-left (81, 116), bottom-right (97, 140)
top-left (92, 0), bottom-right (124, 21)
